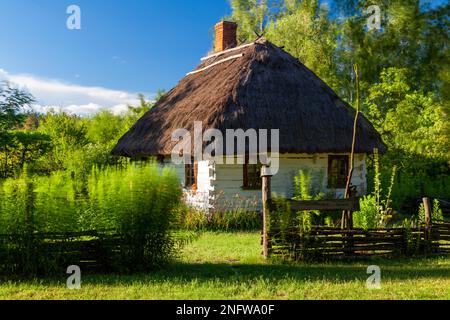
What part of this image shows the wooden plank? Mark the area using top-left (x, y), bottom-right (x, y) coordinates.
top-left (313, 236), bottom-right (404, 242)
top-left (271, 197), bottom-right (360, 212)
top-left (269, 229), bottom-right (404, 236)
top-left (187, 54), bottom-right (243, 76)
top-left (200, 42), bottom-right (254, 61)
top-left (261, 166), bottom-right (272, 260)
top-left (272, 247), bottom-right (398, 253)
top-left (423, 198), bottom-right (432, 226)
top-left (268, 237), bottom-right (405, 245)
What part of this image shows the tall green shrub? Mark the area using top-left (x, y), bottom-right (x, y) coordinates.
top-left (355, 150), bottom-right (397, 229)
top-left (418, 199), bottom-right (444, 224)
top-left (87, 164), bottom-right (182, 271)
top-left (293, 169), bottom-right (325, 230)
top-left (353, 196), bottom-right (379, 230)
top-left (0, 163), bottom-right (182, 275)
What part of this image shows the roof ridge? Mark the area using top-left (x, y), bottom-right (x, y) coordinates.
top-left (187, 53), bottom-right (244, 76)
top-left (200, 42), bottom-right (255, 61)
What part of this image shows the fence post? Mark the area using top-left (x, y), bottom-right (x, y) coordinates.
top-left (261, 166), bottom-right (273, 259)
top-left (423, 197), bottom-right (433, 253)
top-left (423, 197), bottom-right (432, 227)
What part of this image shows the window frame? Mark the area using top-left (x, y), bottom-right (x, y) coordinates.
top-left (328, 155), bottom-right (350, 189)
top-left (242, 157), bottom-right (262, 190)
top-left (185, 162), bottom-right (198, 191)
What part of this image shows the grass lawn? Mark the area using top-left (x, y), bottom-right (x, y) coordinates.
top-left (0, 232), bottom-right (449, 300)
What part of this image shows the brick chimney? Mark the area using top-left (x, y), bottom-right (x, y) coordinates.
top-left (215, 21), bottom-right (238, 52)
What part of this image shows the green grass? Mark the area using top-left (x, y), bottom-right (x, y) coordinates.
top-left (0, 232), bottom-right (450, 300)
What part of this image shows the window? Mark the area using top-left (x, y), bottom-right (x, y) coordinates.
top-left (243, 159), bottom-right (262, 190)
top-left (185, 163), bottom-right (198, 190)
top-left (328, 155), bottom-right (349, 189)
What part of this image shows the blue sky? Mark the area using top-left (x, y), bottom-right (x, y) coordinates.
top-left (0, 0), bottom-right (447, 115)
top-left (0, 0), bottom-right (231, 114)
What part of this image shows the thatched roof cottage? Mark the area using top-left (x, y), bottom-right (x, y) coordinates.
top-left (112, 21), bottom-right (386, 211)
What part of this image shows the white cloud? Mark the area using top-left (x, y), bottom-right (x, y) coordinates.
top-left (0, 68), bottom-right (145, 116)
top-left (0, 69), bottom-right (8, 81)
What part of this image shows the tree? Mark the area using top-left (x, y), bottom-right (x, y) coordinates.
top-left (126, 91), bottom-right (162, 118)
top-left (364, 68), bottom-right (450, 163)
top-left (37, 111), bottom-right (89, 171)
top-left (125, 91), bottom-right (165, 128)
top-left (228, 0), bottom-right (281, 42)
top-left (266, 0), bottom-right (339, 89)
top-left (335, 0), bottom-right (449, 102)
top-left (0, 81), bottom-right (45, 177)
top-left (87, 110), bottom-right (127, 146)
top-left (12, 132), bottom-right (51, 169)
top-left (0, 81), bottom-right (33, 133)
top-left (227, 1), bottom-right (339, 88)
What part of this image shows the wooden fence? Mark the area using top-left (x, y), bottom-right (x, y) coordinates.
top-left (0, 228), bottom-right (188, 275)
top-left (268, 223), bottom-right (450, 259)
top-left (0, 231), bottom-right (128, 274)
top-left (38, 231), bottom-right (123, 271)
top-left (260, 166), bottom-right (450, 260)
top-left (432, 221), bottom-right (450, 254)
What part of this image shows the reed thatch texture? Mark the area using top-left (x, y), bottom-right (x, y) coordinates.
top-left (112, 40), bottom-right (386, 157)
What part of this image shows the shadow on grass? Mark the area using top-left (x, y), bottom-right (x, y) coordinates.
top-left (72, 255), bottom-right (450, 286)
top-left (2, 256), bottom-right (449, 285)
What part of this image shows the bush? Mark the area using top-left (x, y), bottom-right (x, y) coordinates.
top-left (354, 150), bottom-right (395, 229)
top-left (207, 209), bottom-right (262, 231)
top-left (0, 163), bottom-right (182, 276)
top-left (418, 199), bottom-right (444, 223)
top-left (353, 195), bottom-right (380, 229)
top-left (177, 205), bottom-right (262, 232)
top-left (367, 153), bottom-right (450, 213)
top-left (86, 164), bottom-right (182, 272)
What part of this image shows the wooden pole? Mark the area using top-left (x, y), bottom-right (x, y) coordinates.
top-left (423, 197), bottom-right (432, 227)
top-left (261, 166), bottom-right (272, 259)
top-left (423, 197), bottom-right (432, 252)
top-left (342, 64), bottom-right (361, 230)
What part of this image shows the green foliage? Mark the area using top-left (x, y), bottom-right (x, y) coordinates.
top-left (293, 169), bottom-right (325, 201)
top-left (432, 199), bottom-right (445, 222)
top-left (418, 199), bottom-right (444, 224)
top-left (418, 203), bottom-right (425, 224)
top-left (270, 169), bottom-right (325, 235)
top-left (402, 221), bottom-right (422, 255)
top-left (266, 0), bottom-right (339, 88)
top-left (86, 164), bottom-right (182, 271)
top-left (0, 82), bottom-right (51, 178)
top-left (355, 151), bottom-right (396, 229)
top-left (353, 195), bottom-right (379, 230)
top-left (0, 163), bottom-right (183, 275)
top-left (177, 205), bottom-right (262, 232)
top-left (0, 90), bottom-right (162, 177)
top-left (87, 110), bottom-right (126, 146)
top-left (380, 170), bottom-right (450, 212)
top-left (293, 169), bottom-right (325, 227)
top-left (126, 91), bottom-right (162, 118)
top-left (228, 0), bottom-right (273, 42)
top-left (0, 81), bottom-right (33, 133)
top-left (228, 0), bottom-right (338, 88)
top-left (37, 111), bottom-right (90, 172)
top-left (365, 68), bottom-right (450, 162)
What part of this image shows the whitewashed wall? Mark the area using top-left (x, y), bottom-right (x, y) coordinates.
top-left (185, 160), bottom-right (214, 210)
top-left (165, 154), bottom-right (367, 212)
top-left (163, 158), bottom-right (214, 211)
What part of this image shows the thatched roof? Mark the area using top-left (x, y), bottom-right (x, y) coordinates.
top-left (112, 39), bottom-right (386, 157)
